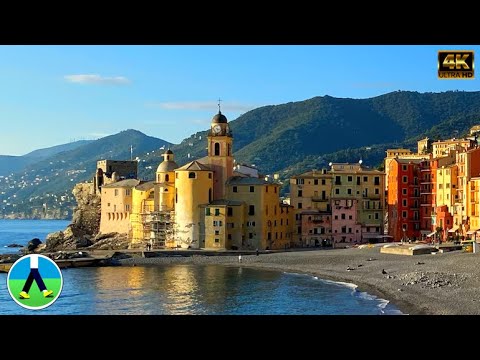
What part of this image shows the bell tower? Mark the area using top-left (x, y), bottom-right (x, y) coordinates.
top-left (207, 100), bottom-right (233, 200)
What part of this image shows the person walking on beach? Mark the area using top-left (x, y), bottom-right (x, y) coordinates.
top-left (19, 254), bottom-right (53, 299)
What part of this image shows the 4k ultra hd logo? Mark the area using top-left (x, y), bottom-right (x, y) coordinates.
top-left (438, 50), bottom-right (474, 79)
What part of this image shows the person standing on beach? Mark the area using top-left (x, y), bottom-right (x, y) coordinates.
top-left (19, 254), bottom-right (53, 299)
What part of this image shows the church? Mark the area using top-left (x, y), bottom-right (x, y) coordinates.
top-left (99, 110), bottom-right (294, 250)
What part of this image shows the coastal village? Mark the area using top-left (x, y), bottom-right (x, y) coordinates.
top-left (79, 110), bottom-right (480, 251)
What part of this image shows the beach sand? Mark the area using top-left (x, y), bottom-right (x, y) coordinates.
top-left (118, 247), bottom-right (480, 315)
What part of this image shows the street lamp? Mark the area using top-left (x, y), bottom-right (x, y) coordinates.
top-left (402, 228), bottom-right (406, 243)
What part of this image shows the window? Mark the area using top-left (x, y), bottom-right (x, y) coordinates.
top-left (298, 226), bottom-right (302, 234)
top-left (375, 213), bottom-right (379, 220)
top-left (248, 205), bottom-right (255, 216)
top-left (446, 183), bottom-right (450, 189)
top-left (402, 188), bottom-right (407, 195)
top-left (347, 188), bottom-right (352, 195)
top-left (334, 215), bottom-right (338, 220)
top-left (228, 234), bottom-right (232, 240)
top-left (227, 207), bottom-right (233, 216)
top-left (107, 203), bottom-right (110, 207)
top-left (335, 176), bottom-right (341, 185)
top-left (208, 173), bottom-right (212, 179)
top-left (247, 221), bottom-right (256, 227)
top-left (114, 189), bottom-right (118, 196)
top-left (286, 219), bottom-right (289, 225)
top-left (250, 186), bottom-right (254, 193)
top-left (206, 208), bottom-right (211, 216)
top-left (349, 215), bottom-right (352, 220)
top-left (175, 188), bottom-right (178, 203)
top-left (314, 179), bottom-right (318, 185)
top-left (374, 176), bottom-right (380, 185)
top-left (215, 208), bottom-right (220, 216)
top-left (363, 176), bottom-right (368, 182)
top-left (297, 190), bottom-right (302, 197)
top-left (176, 173), bottom-right (179, 179)
top-left (341, 213), bottom-right (346, 220)
top-left (402, 211), bottom-right (407, 218)
top-left (125, 204), bottom-right (130, 211)
top-left (266, 205), bottom-right (268, 215)
top-left (227, 223), bottom-right (234, 229)
top-left (249, 233), bottom-right (253, 239)
top-left (214, 143), bottom-right (220, 156)
top-left (213, 220), bottom-right (223, 226)
top-left (438, 183), bottom-right (443, 189)
top-left (322, 179), bottom-right (326, 185)
top-left (125, 189), bottom-right (131, 196)
top-left (165, 174), bottom-right (169, 182)
top-left (215, 238), bottom-right (220, 243)
top-left (347, 176), bottom-right (353, 182)
top-left (298, 203), bottom-right (302, 209)
top-left (348, 228), bottom-right (352, 233)
top-left (189, 172), bottom-right (196, 179)
top-left (274, 187), bottom-right (277, 193)
top-left (335, 189), bottom-right (340, 195)
top-left (296, 179), bottom-right (304, 185)
top-left (266, 186), bottom-right (268, 193)
top-left (402, 224), bottom-right (407, 231)
top-left (341, 226), bottom-right (347, 233)
top-left (281, 219), bottom-right (283, 226)
top-left (402, 165), bottom-right (407, 171)
top-left (233, 186), bottom-right (238, 193)
top-left (375, 188), bottom-right (379, 195)
top-left (402, 199), bottom-right (407, 207)
top-left (215, 230), bottom-right (219, 235)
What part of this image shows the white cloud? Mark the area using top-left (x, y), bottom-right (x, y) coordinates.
top-left (88, 132), bottom-right (111, 138)
top-left (64, 74), bottom-right (130, 85)
top-left (147, 101), bottom-right (257, 113)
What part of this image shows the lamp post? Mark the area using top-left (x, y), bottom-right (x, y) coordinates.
top-left (402, 228), bottom-right (406, 243)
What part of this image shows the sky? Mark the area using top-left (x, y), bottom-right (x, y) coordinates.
top-left (0, 45), bottom-right (478, 155)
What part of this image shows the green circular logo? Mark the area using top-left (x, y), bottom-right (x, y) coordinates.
top-left (7, 254), bottom-right (63, 310)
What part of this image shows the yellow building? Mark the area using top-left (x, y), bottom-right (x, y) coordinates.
top-left (98, 110), bottom-right (293, 250)
top-left (467, 177), bottom-right (480, 237)
top-left (226, 177), bottom-right (293, 250)
top-left (99, 179), bottom-right (139, 235)
top-left (130, 181), bottom-right (155, 245)
top-left (435, 165), bottom-right (457, 211)
top-left (432, 138), bottom-right (475, 158)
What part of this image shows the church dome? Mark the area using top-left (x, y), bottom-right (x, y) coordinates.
top-left (157, 160), bottom-right (178, 173)
top-left (212, 111), bottom-right (228, 124)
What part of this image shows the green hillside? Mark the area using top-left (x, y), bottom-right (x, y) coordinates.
top-left (2, 90), bottom-right (480, 218)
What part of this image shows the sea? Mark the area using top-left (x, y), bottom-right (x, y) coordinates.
top-left (0, 220), bottom-right (403, 315)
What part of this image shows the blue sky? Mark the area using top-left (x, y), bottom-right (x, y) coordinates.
top-left (0, 45), bottom-right (478, 155)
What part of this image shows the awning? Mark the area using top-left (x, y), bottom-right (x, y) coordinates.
top-left (448, 226), bottom-right (459, 233)
top-left (426, 232), bottom-right (436, 237)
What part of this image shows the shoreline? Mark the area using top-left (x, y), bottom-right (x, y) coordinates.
top-left (116, 247), bottom-right (480, 315)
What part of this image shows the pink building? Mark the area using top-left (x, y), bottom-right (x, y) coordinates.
top-left (300, 210), bottom-right (332, 247)
top-left (331, 199), bottom-right (362, 244)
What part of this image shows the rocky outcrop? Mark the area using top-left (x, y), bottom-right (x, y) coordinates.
top-left (27, 238), bottom-right (42, 252)
top-left (45, 182), bottom-right (101, 252)
top-left (88, 232), bottom-right (130, 250)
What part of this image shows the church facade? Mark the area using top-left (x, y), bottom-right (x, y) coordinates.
top-left (99, 111), bottom-right (294, 250)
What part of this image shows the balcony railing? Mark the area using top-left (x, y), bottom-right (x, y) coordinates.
top-left (311, 197), bottom-right (329, 202)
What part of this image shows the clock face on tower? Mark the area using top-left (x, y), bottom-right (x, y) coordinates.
top-left (213, 125), bottom-right (222, 134)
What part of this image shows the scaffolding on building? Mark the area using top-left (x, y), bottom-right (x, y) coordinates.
top-left (139, 206), bottom-right (175, 248)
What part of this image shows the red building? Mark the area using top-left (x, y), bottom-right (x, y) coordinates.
top-left (387, 159), bottom-right (422, 241)
top-left (419, 158), bottom-right (434, 238)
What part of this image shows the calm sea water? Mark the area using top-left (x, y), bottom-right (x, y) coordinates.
top-left (0, 219), bottom-right (70, 254)
top-left (0, 220), bottom-right (403, 315)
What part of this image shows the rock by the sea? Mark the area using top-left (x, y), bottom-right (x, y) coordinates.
top-left (7, 243), bottom-right (23, 248)
top-left (27, 238), bottom-right (42, 252)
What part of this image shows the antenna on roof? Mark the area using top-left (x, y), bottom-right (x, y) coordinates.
top-left (218, 98), bottom-right (222, 113)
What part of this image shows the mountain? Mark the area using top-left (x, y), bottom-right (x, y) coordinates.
top-left (139, 90), bottom-right (480, 180)
top-left (2, 90), bottom-right (480, 218)
top-left (0, 140), bottom-right (92, 176)
top-left (0, 130), bottom-right (172, 219)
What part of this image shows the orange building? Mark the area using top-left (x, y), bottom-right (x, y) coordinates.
top-left (387, 159), bottom-right (422, 241)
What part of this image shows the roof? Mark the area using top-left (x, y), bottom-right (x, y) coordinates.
top-left (176, 160), bottom-right (212, 171)
top-left (165, 149), bottom-right (173, 154)
top-left (102, 179), bottom-right (140, 188)
top-left (393, 158), bottom-right (425, 165)
top-left (211, 111), bottom-right (228, 124)
top-left (293, 170), bottom-right (331, 178)
top-left (156, 160), bottom-right (179, 172)
top-left (205, 199), bottom-right (244, 206)
top-left (226, 176), bottom-right (278, 186)
top-left (135, 181), bottom-right (155, 191)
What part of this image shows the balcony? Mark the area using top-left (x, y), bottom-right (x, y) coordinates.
top-left (311, 197), bottom-right (329, 202)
